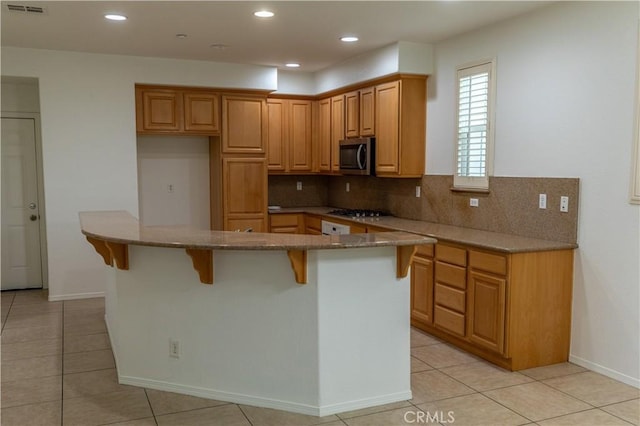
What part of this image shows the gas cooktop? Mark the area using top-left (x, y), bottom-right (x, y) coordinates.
top-left (328, 209), bottom-right (390, 218)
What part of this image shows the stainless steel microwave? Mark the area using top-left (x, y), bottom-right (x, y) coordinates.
top-left (339, 138), bottom-right (375, 175)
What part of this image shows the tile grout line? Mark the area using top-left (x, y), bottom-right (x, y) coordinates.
top-left (142, 389), bottom-right (159, 425)
top-left (236, 404), bottom-right (256, 426)
top-left (1, 292), bottom-right (16, 334)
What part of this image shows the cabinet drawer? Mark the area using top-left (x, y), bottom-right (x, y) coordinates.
top-left (435, 261), bottom-right (466, 289)
top-left (270, 214), bottom-right (300, 228)
top-left (469, 250), bottom-right (508, 276)
top-left (435, 283), bottom-right (466, 313)
top-left (434, 305), bottom-right (465, 337)
top-left (271, 226), bottom-right (299, 234)
top-left (436, 244), bottom-right (467, 266)
top-left (415, 244), bottom-right (434, 258)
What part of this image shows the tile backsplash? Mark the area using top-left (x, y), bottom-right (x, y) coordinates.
top-left (270, 174), bottom-right (579, 243)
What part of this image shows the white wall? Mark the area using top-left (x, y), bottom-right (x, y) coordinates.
top-left (312, 41), bottom-right (434, 94)
top-left (1, 47), bottom-right (277, 300)
top-left (427, 1), bottom-right (640, 386)
top-left (137, 136), bottom-right (210, 229)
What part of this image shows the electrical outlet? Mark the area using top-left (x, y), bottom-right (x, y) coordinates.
top-left (415, 186), bottom-right (421, 198)
top-left (296, 181), bottom-right (302, 191)
top-left (169, 338), bottom-right (180, 358)
top-left (346, 182), bottom-right (350, 192)
top-left (560, 196), bottom-right (569, 212)
top-left (539, 194), bottom-right (547, 209)
top-left (470, 198), bottom-right (479, 207)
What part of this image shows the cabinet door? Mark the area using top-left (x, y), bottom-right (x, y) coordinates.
top-left (411, 255), bottom-right (434, 326)
top-left (184, 92), bottom-right (219, 134)
top-left (344, 91), bottom-right (359, 138)
top-left (468, 270), bottom-right (506, 354)
top-left (331, 95), bottom-right (345, 171)
top-left (222, 157), bottom-right (267, 231)
top-left (269, 213), bottom-right (302, 234)
top-left (317, 98), bottom-right (332, 172)
top-left (375, 81), bottom-right (400, 174)
top-left (304, 214), bottom-right (322, 235)
top-left (359, 87), bottom-right (375, 137)
top-left (288, 100), bottom-right (313, 171)
top-left (222, 96), bottom-right (266, 154)
top-left (266, 99), bottom-right (287, 171)
top-left (139, 89), bottom-right (183, 132)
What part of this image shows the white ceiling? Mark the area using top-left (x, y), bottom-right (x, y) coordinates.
top-left (1, 1), bottom-right (550, 72)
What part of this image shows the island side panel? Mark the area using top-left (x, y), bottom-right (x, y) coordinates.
top-left (314, 247), bottom-right (412, 415)
top-left (108, 245), bottom-right (321, 413)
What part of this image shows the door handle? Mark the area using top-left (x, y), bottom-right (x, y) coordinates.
top-left (30, 215), bottom-right (38, 221)
top-left (28, 203), bottom-right (37, 210)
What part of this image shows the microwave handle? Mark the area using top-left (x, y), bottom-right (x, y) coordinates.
top-left (356, 145), bottom-right (366, 170)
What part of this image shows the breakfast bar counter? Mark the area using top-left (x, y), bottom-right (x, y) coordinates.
top-left (79, 211), bottom-right (436, 417)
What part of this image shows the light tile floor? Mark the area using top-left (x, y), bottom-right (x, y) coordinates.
top-left (1, 289), bottom-right (638, 426)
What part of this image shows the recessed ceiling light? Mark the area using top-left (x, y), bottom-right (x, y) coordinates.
top-left (254, 10), bottom-right (274, 18)
top-left (340, 36), bottom-right (359, 43)
top-left (210, 44), bottom-right (229, 50)
top-left (104, 14), bottom-right (127, 21)
top-left (285, 63), bottom-right (300, 68)
top-left (176, 33), bottom-right (188, 39)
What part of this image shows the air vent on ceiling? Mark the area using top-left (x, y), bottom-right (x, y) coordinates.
top-left (6, 4), bottom-right (47, 14)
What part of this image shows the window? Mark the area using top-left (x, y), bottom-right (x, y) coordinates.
top-left (454, 59), bottom-right (496, 190)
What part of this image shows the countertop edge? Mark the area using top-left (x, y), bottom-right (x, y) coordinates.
top-left (269, 207), bottom-right (578, 253)
top-left (80, 211), bottom-right (436, 251)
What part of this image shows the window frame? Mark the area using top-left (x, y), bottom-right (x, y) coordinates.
top-left (453, 58), bottom-right (496, 191)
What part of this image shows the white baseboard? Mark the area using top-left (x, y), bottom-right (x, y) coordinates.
top-left (118, 374), bottom-right (411, 417)
top-left (48, 291), bottom-right (105, 301)
top-left (569, 354), bottom-right (640, 389)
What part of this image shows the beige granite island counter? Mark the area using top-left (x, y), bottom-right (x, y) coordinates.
top-left (79, 210), bottom-right (436, 417)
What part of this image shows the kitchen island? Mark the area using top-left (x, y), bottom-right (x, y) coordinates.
top-left (80, 211), bottom-right (436, 417)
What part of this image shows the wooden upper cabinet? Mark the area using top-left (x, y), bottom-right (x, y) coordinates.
top-left (345, 88), bottom-right (375, 138)
top-left (330, 95), bottom-right (345, 172)
top-left (317, 98), bottom-right (332, 172)
top-left (222, 95), bottom-right (266, 154)
top-left (359, 87), bottom-right (375, 137)
top-left (137, 88), bottom-right (183, 132)
top-left (375, 81), bottom-right (400, 174)
top-left (183, 92), bottom-right (219, 133)
top-left (375, 76), bottom-right (426, 177)
top-left (135, 86), bottom-right (220, 135)
top-left (266, 99), bottom-right (287, 171)
top-left (288, 100), bottom-right (313, 171)
top-left (345, 91), bottom-right (359, 138)
top-left (266, 98), bottom-right (312, 173)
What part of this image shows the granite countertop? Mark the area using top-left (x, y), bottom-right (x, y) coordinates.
top-left (79, 211), bottom-right (436, 251)
top-left (269, 207), bottom-right (578, 253)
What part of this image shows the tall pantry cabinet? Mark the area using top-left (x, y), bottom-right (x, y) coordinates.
top-left (216, 95), bottom-right (268, 232)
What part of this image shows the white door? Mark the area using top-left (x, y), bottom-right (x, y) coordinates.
top-left (1, 117), bottom-right (43, 290)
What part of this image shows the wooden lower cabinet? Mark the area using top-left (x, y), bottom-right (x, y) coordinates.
top-left (410, 245), bottom-right (434, 326)
top-left (467, 270), bottom-right (506, 354)
top-left (269, 213), bottom-right (303, 234)
top-left (411, 243), bottom-right (574, 371)
top-left (304, 214), bottom-right (322, 235)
